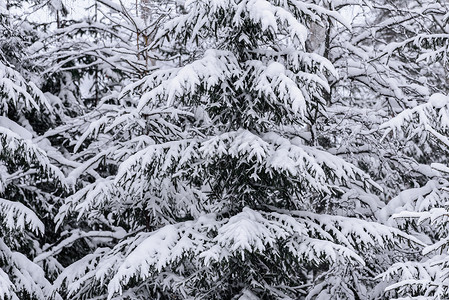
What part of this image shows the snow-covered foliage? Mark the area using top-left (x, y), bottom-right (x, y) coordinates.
top-left (4, 0), bottom-right (449, 299)
top-left (377, 93), bottom-right (449, 299)
top-left (371, 2), bottom-right (449, 296)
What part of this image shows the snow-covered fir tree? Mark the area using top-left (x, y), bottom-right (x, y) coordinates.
top-left (367, 1), bottom-right (449, 299)
top-left (378, 92), bottom-right (449, 299)
top-left (0, 1), bottom-right (68, 299)
top-left (47, 0), bottom-right (424, 299)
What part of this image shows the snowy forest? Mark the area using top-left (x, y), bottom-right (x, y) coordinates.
top-left (3, 0), bottom-right (449, 299)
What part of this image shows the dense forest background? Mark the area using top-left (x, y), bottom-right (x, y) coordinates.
top-left (1, 0), bottom-right (449, 299)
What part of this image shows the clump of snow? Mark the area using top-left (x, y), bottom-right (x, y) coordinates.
top-left (265, 61), bottom-right (285, 77)
top-left (428, 93), bottom-right (449, 108)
